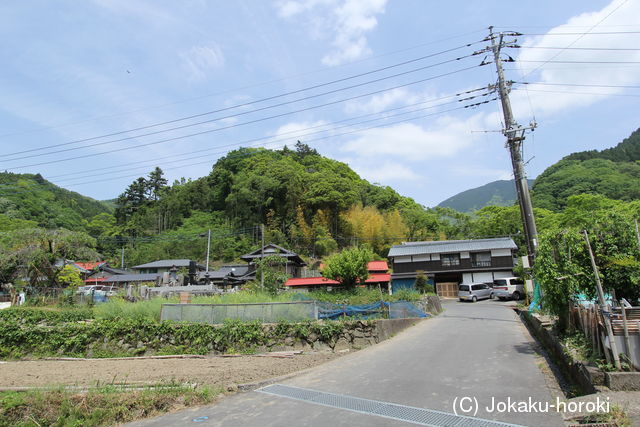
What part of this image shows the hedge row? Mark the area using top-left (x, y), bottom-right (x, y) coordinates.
top-left (0, 307), bottom-right (93, 325)
top-left (0, 318), bottom-right (368, 359)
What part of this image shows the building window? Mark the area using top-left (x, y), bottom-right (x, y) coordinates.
top-left (471, 252), bottom-right (491, 267)
top-left (441, 253), bottom-right (460, 266)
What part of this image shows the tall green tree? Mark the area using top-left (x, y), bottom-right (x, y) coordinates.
top-left (322, 246), bottom-right (373, 289)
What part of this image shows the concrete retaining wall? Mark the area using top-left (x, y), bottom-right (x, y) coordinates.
top-left (520, 310), bottom-right (598, 394)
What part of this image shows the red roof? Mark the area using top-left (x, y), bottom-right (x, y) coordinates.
top-left (84, 277), bottom-right (107, 283)
top-left (284, 277), bottom-right (340, 287)
top-left (364, 273), bottom-right (391, 284)
top-left (285, 273), bottom-right (390, 287)
top-left (367, 261), bottom-right (388, 272)
top-left (75, 261), bottom-right (106, 271)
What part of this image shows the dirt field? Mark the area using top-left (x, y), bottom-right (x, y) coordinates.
top-left (0, 351), bottom-right (346, 390)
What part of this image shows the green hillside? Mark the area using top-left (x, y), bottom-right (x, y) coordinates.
top-left (106, 144), bottom-right (454, 265)
top-left (437, 179), bottom-right (534, 212)
top-left (0, 172), bottom-right (113, 231)
top-left (532, 128), bottom-right (640, 211)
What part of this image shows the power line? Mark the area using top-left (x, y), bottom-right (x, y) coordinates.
top-left (0, 29), bottom-right (488, 141)
top-left (49, 88), bottom-right (492, 182)
top-left (0, 95), bottom-right (498, 194)
top-left (2, 56), bottom-right (480, 164)
top-left (515, 46), bottom-right (640, 51)
top-left (4, 64), bottom-right (483, 171)
top-left (517, 81), bottom-right (640, 89)
top-left (519, 0), bottom-right (630, 78)
top-left (513, 88), bottom-right (640, 97)
top-left (519, 31), bottom-right (640, 36)
top-left (517, 60), bottom-right (640, 64)
top-left (58, 97), bottom-right (497, 188)
top-left (1, 42), bottom-right (483, 159)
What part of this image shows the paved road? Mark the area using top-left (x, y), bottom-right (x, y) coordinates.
top-left (128, 300), bottom-right (564, 426)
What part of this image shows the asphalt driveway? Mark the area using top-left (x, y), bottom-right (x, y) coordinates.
top-left (127, 299), bottom-right (564, 426)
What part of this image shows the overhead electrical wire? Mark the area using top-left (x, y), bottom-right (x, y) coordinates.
top-left (516, 81), bottom-right (640, 89)
top-left (512, 88), bottom-right (640, 97)
top-left (1, 41), bottom-right (484, 159)
top-left (56, 96), bottom-right (496, 185)
top-left (3, 64), bottom-right (485, 171)
top-left (517, 0), bottom-right (631, 79)
top-left (517, 60), bottom-right (640, 64)
top-left (48, 87), bottom-right (492, 182)
top-left (515, 46), bottom-right (640, 51)
top-left (0, 94), bottom-right (498, 194)
top-left (518, 31), bottom-right (640, 36)
top-left (1, 58), bottom-right (481, 164)
top-left (0, 98), bottom-right (497, 194)
top-left (57, 97), bottom-right (498, 188)
top-left (0, 29), bottom-right (488, 141)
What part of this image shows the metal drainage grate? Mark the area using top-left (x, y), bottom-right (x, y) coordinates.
top-left (257, 384), bottom-right (525, 427)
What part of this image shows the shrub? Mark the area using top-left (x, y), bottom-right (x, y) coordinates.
top-left (0, 307), bottom-right (93, 325)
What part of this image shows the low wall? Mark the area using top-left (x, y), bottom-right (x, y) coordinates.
top-left (414, 295), bottom-right (443, 316)
top-left (519, 310), bottom-right (598, 395)
top-left (1, 316), bottom-right (428, 360)
top-left (606, 372), bottom-right (640, 391)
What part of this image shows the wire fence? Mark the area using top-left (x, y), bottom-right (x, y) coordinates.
top-left (160, 300), bottom-right (429, 324)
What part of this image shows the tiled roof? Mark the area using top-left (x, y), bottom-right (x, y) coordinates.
top-left (74, 261), bottom-right (106, 271)
top-left (364, 273), bottom-right (391, 283)
top-left (387, 237), bottom-right (517, 257)
top-left (367, 261), bottom-right (388, 272)
top-left (284, 277), bottom-right (340, 287)
top-left (131, 259), bottom-right (203, 269)
top-left (83, 277), bottom-right (107, 283)
top-left (284, 273), bottom-right (390, 287)
top-left (105, 273), bottom-right (160, 283)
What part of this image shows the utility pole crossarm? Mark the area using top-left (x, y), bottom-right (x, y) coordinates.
top-left (488, 26), bottom-right (538, 265)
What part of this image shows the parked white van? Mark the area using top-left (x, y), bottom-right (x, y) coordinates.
top-left (492, 277), bottom-right (525, 300)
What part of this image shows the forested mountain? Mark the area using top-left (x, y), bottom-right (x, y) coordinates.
top-left (101, 144), bottom-right (463, 266)
top-left (0, 172), bottom-right (112, 231)
top-left (437, 179), bottom-right (534, 212)
top-left (532, 128), bottom-right (640, 211)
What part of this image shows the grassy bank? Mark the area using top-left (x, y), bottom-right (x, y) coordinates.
top-left (0, 384), bottom-right (219, 427)
top-left (0, 317), bottom-right (361, 359)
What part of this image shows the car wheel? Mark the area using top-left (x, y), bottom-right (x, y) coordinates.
top-left (472, 296), bottom-right (477, 303)
top-left (490, 292), bottom-right (495, 300)
top-left (512, 291), bottom-right (521, 301)
top-left (459, 298), bottom-right (464, 302)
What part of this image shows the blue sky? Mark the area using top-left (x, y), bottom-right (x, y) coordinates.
top-left (0, 0), bottom-right (638, 207)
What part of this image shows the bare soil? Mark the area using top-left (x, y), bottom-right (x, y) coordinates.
top-left (0, 351), bottom-right (346, 390)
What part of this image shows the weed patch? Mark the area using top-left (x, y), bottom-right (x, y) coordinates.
top-left (0, 384), bottom-right (220, 426)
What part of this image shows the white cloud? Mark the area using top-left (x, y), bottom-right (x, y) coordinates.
top-left (181, 44), bottom-right (225, 81)
top-left (340, 113), bottom-right (486, 161)
top-left (275, 0), bottom-right (387, 66)
top-left (511, 0), bottom-right (640, 120)
top-left (342, 158), bottom-right (421, 182)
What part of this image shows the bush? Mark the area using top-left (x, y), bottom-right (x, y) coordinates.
top-left (0, 307), bottom-right (93, 325)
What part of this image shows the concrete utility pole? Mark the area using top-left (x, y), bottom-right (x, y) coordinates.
top-left (260, 224), bottom-right (265, 289)
top-left (488, 26), bottom-right (538, 266)
top-left (121, 247), bottom-right (125, 269)
top-left (205, 229), bottom-right (211, 272)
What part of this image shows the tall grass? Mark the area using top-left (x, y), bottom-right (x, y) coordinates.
top-left (94, 289), bottom-right (425, 322)
top-left (94, 298), bottom-right (177, 322)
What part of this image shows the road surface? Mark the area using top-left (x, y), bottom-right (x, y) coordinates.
top-left (128, 299), bottom-right (564, 426)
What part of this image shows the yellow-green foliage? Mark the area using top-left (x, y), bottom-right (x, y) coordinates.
top-left (57, 265), bottom-right (84, 289)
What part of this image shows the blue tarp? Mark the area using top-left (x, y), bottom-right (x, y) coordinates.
top-left (317, 301), bottom-right (428, 320)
